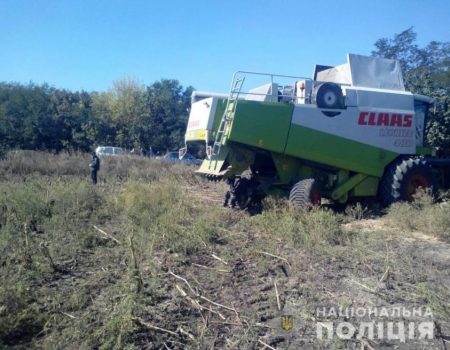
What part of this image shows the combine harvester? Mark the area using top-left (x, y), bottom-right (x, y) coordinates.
top-left (181, 54), bottom-right (450, 209)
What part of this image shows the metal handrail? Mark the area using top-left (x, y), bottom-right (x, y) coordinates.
top-left (229, 70), bottom-right (351, 101)
top-left (227, 71), bottom-right (313, 104)
top-left (232, 70), bottom-right (312, 82)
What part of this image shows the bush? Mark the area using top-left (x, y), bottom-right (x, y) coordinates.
top-left (0, 178), bottom-right (104, 230)
top-left (0, 150), bottom-right (89, 177)
top-left (385, 192), bottom-right (450, 241)
top-left (117, 179), bottom-right (213, 256)
top-left (0, 282), bottom-right (46, 346)
top-left (247, 198), bottom-right (348, 248)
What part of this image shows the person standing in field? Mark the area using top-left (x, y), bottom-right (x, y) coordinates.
top-left (89, 152), bottom-right (100, 185)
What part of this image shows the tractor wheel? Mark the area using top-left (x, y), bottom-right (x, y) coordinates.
top-left (228, 170), bottom-right (263, 214)
top-left (289, 179), bottom-right (321, 208)
top-left (379, 157), bottom-right (436, 206)
top-left (230, 171), bottom-right (254, 210)
top-left (315, 83), bottom-right (344, 109)
top-left (233, 178), bottom-right (251, 210)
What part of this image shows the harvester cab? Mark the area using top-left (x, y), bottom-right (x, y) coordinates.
top-left (182, 54), bottom-right (449, 208)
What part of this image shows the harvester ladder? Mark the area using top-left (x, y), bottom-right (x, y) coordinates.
top-left (211, 77), bottom-right (245, 157)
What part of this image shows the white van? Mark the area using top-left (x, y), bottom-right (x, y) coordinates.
top-left (95, 146), bottom-right (124, 157)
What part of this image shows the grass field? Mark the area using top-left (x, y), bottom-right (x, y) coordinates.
top-left (0, 151), bottom-right (449, 349)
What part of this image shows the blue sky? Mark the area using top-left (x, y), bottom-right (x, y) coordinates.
top-left (0, 0), bottom-right (449, 93)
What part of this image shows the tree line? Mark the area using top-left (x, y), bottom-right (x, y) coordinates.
top-left (0, 28), bottom-right (448, 156)
top-left (0, 78), bottom-right (193, 156)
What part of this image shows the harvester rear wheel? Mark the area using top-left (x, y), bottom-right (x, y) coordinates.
top-left (289, 179), bottom-right (321, 208)
top-left (379, 157), bottom-right (435, 206)
top-left (315, 83), bottom-right (344, 109)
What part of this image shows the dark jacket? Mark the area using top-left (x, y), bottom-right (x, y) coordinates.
top-left (89, 155), bottom-right (100, 171)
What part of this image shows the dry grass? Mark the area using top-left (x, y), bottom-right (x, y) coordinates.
top-left (0, 152), bottom-right (449, 349)
top-left (240, 197), bottom-right (351, 250)
top-left (0, 150), bottom-right (198, 183)
top-left (385, 191), bottom-right (450, 241)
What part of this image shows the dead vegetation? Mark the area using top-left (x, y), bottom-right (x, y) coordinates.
top-left (0, 151), bottom-right (449, 349)
top-left (384, 190), bottom-right (450, 241)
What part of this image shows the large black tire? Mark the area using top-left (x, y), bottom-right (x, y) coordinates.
top-left (379, 157), bottom-right (436, 206)
top-left (289, 179), bottom-right (321, 208)
top-left (231, 170), bottom-right (261, 213)
top-left (315, 83), bottom-right (344, 109)
top-left (233, 176), bottom-right (251, 210)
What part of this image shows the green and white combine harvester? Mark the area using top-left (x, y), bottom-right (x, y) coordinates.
top-left (180, 54), bottom-right (450, 209)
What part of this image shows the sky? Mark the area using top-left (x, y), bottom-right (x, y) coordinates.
top-left (0, 0), bottom-right (449, 94)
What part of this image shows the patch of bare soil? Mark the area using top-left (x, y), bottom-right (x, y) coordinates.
top-left (126, 211), bottom-right (450, 349)
top-left (150, 183), bottom-right (449, 349)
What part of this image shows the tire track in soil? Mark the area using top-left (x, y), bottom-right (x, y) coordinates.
top-left (179, 180), bottom-right (450, 349)
top-left (184, 182), bottom-right (225, 204)
top-left (181, 180), bottom-right (317, 349)
top-left (170, 179), bottom-right (289, 348)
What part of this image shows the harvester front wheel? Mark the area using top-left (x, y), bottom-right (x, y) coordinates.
top-left (230, 170), bottom-right (261, 213)
top-left (289, 179), bottom-right (321, 208)
top-left (379, 157), bottom-right (435, 206)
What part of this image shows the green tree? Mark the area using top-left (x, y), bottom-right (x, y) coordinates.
top-left (0, 83), bottom-right (53, 151)
top-left (48, 89), bottom-right (94, 152)
top-left (0, 83), bottom-right (95, 153)
top-left (144, 79), bottom-right (193, 153)
top-left (372, 28), bottom-right (450, 154)
top-left (91, 78), bottom-right (147, 149)
top-left (90, 91), bottom-right (118, 147)
top-left (110, 78), bottom-right (148, 149)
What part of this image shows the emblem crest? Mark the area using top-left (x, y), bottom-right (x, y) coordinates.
top-left (281, 314), bottom-right (294, 331)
